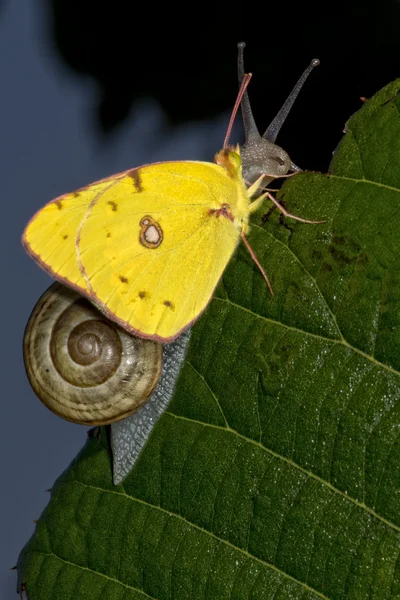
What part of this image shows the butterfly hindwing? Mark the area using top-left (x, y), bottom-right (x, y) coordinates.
top-left (77, 162), bottom-right (242, 341)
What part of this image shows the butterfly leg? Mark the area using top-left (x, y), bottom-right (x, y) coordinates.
top-left (256, 191), bottom-right (325, 224)
top-left (248, 194), bottom-right (265, 214)
top-left (240, 225), bottom-right (274, 296)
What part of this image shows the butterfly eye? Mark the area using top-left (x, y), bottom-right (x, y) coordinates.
top-left (228, 151), bottom-right (241, 170)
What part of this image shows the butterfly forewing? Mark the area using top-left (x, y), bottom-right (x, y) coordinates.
top-left (23, 180), bottom-right (124, 291)
top-left (77, 162), bottom-right (242, 341)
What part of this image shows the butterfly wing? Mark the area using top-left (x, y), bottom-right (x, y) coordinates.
top-left (22, 175), bottom-right (126, 293)
top-left (77, 161), bottom-right (242, 341)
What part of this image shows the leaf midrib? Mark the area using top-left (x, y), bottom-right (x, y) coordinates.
top-left (167, 406), bottom-right (400, 535)
top-left (251, 222), bottom-right (344, 343)
top-left (24, 549), bottom-right (155, 600)
top-left (59, 478), bottom-right (331, 600)
top-left (332, 172), bottom-right (400, 194)
top-left (216, 297), bottom-right (400, 378)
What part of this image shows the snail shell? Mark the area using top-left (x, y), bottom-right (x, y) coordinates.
top-left (23, 283), bottom-right (163, 425)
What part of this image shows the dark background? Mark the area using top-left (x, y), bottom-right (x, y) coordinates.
top-left (3, 1), bottom-right (400, 596)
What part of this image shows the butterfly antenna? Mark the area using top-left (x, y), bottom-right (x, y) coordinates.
top-left (240, 230), bottom-right (274, 296)
top-left (264, 58), bottom-right (320, 143)
top-left (223, 71), bottom-right (252, 148)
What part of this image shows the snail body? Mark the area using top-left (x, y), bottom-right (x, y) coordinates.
top-left (23, 283), bottom-right (163, 425)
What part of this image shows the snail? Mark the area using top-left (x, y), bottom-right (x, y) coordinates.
top-left (23, 282), bottom-right (163, 425)
top-left (237, 42), bottom-right (320, 187)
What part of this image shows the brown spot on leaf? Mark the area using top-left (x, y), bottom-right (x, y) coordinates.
top-left (320, 262), bottom-right (333, 274)
top-left (332, 235), bottom-right (346, 246)
top-left (328, 245), bottom-right (354, 266)
top-left (107, 201), bottom-right (118, 211)
top-left (312, 249), bottom-right (323, 262)
top-left (328, 245), bottom-right (347, 263)
top-left (332, 234), bottom-right (361, 253)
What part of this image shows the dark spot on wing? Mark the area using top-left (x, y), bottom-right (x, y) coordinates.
top-left (62, 234), bottom-right (68, 240)
top-left (55, 200), bottom-right (63, 210)
top-left (106, 231), bottom-right (111, 238)
top-left (72, 191), bottom-right (80, 198)
top-left (107, 201), bottom-right (118, 211)
top-left (138, 291), bottom-right (147, 299)
top-left (119, 275), bottom-right (128, 283)
top-left (128, 169), bottom-right (143, 192)
top-left (163, 300), bottom-right (175, 310)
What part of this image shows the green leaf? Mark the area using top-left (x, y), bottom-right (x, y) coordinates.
top-left (18, 81), bottom-right (400, 599)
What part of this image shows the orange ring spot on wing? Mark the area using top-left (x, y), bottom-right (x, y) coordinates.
top-left (139, 215), bottom-right (163, 249)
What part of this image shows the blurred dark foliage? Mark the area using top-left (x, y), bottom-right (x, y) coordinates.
top-left (45, 0), bottom-right (400, 172)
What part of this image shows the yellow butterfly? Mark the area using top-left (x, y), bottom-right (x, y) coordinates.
top-left (22, 45), bottom-right (321, 343)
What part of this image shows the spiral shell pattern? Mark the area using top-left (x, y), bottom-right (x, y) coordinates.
top-left (23, 283), bottom-right (163, 425)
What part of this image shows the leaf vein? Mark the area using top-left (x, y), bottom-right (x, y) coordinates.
top-left (165, 412), bottom-right (400, 533)
top-left (70, 479), bottom-right (331, 600)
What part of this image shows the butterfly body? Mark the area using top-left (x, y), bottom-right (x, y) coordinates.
top-left (23, 150), bottom-right (251, 342)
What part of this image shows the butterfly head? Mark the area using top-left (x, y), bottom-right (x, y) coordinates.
top-left (214, 146), bottom-right (242, 178)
